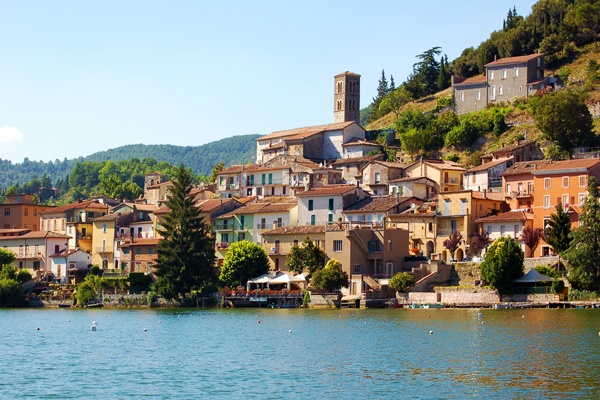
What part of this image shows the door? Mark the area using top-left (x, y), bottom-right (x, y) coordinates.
top-left (385, 262), bottom-right (393, 278)
top-left (57, 265), bottom-right (61, 280)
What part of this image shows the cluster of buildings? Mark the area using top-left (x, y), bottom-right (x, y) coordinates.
top-left (1, 58), bottom-right (593, 296)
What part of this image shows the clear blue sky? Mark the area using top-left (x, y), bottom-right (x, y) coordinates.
top-left (0, 0), bottom-right (539, 164)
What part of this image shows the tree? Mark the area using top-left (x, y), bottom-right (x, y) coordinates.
top-left (154, 164), bottom-right (216, 299)
top-left (76, 281), bottom-right (96, 305)
top-left (209, 162), bottom-right (225, 184)
top-left (414, 46), bottom-right (442, 95)
top-left (0, 248), bottom-right (16, 270)
top-left (399, 128), bottom-right (423, 160)
top-left (310, 259), bottom-right (349, 292)
top-left (16, 269), bottom-right (32, 284)
top-left (471, 230), bottom-right (491, 257)
top-left (564, 177), bottom-right (600, 290)
top-left (522, 226), bottom-right (544, 257)
top-left (379, 88), bottom-right (411, 121)
top-left (389, 272), bottom-right (415, 293)
top-left (481, 237), bottom-right (524, 295)
top-left (0, 278), bottom-right (25, 307)
top-left (219, 241), bottom-right (269, 287)
top-left (576, 1), bottom-right (600, 52)
top-left (367, 70), bottom-right (390, 123)
top-left (534, 90), bottom-right (595, 154)
top-left (443, 230), bottom-right (462, 261)
top-left (437, 55), bottom-right (451, 90)
top-left (285, 236), bottom-right (325, 277)
top-left (544, 202), bottom-right (571, 255)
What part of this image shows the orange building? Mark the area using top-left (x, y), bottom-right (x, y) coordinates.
top-left (1, 194), bottom-right (54, 231)
top-left (502, 160), bottom-right (551, 211)
top-left (530, 159), bottom-right (600, 257)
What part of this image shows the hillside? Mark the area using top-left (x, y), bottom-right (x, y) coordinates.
top-left (0, 134), bottom-right (260, 190)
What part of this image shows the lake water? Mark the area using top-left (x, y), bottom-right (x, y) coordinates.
top-left (1, 308), bottom-right (599, 399)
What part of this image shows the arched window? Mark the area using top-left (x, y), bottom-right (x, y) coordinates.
top-left (352, 100), bottom-right (356, 110)
top-left (337, 81), bottom-right (343, 93)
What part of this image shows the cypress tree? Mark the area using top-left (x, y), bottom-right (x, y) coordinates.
top-left (544, 202), bottom-right (572, 255)
top-left (154, 163), bottom-right (216, 299)
top-left (367, 70), bottom-right (390, 123)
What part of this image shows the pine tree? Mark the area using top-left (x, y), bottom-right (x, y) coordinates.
top-left (154, 164), bottom-right (216, 299)
top-left (389, 75), bottom-right (396, 92)
top-left (544, 202), bottom-right (571, 255)
top-left (367, 70), bottom-right (390, 123)
top-left (564, 177), bottom-right (600, 290)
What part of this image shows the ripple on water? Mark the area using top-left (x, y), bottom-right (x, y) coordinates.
top-left (1, 308), bottom-right (599, 399)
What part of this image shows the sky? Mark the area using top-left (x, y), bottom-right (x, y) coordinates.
top-left (0, 0), bottom-right (540, 164)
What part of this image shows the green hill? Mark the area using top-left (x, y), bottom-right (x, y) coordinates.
top-left (0, 134), bottom-right (260, 190)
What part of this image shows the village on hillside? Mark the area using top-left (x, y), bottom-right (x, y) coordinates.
top-left (2, 55), bottom-right (599, 307)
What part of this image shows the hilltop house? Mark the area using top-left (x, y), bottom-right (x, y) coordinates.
top-left (404, 158), bottom-right (465, 192)
top-left (453, 53), bottom-right (547, 115)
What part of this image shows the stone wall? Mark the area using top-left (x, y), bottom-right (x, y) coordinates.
top-left (523, 256), bottom-right (560, 273)
top-left (434, 287), bottom-right (500, 304)
top-left (502, 294), bottom-right (558, 303)
top-left (309, 294), bottom-right (339, 308)
top-left (408, 292), bottom-right (439, 304)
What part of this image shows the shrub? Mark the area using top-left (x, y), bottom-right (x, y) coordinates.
top-left (76, 281), bottom-right (96, 305)
top-left (147, 291), bottom-right (158, 306)
top-left (128, 272), bottom-right (152, 293)
top-left (445, 153), bottom-right (460, 163)
top-left (552, 279), bottom-right (565, 294)
top-left (311, 259), bottom-right (349, 292)
top-left (16, 269), bottom-right (32, 284)
top-left (0, 278), bottom-right (26, 307)
top-left (480, 237), bottom-right (524, 295)
top-left (389, 272), bottom-right (415, 293)
top-left (89, 265), bottom-right (103, 277)
top-left (534, 265), bottom-right (558, 278)
top-left (568, 289), bottom-right (600, 301)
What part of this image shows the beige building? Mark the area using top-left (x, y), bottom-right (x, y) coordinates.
top-left (260, 225), bottom-right (326, 271)
top-left (404, 159), bottom-right (466, 192)
top-left (388, 177), bottom-right (438, 200)
top-left (342, 196), bottom-right (423, 225)
top-left (0, 231), bottom-right (70, 278)
top-left (297, 185), bottom-right (360, 226)
top-left (331, 154), bottom-right (384, 185)
top-left (360, 160), bottom-right (405, 196)
top-left (388, 203), bottom-right (438, 257)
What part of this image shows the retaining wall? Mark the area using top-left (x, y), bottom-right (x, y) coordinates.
top-left (309, 294), bottom-right (339, 308)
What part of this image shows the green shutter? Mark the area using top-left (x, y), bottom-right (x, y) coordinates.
top-left (328, 214), bottom-right (333, 222)
top-left (329, 198), bottom-right (334, 211)
top-left (308, 199), bottom-right (313, 211)
top-left (262, 174), bottom-right (266, 185)
top-left (311, 215), bottom-right (315, 225)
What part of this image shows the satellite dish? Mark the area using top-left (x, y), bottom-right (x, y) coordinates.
top-left (411, 203), bottom-right (416, 208)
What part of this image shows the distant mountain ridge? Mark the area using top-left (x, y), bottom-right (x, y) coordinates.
top-left (0, 134), bottom-right (261, 189)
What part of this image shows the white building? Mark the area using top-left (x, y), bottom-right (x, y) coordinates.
top-left (49, 248), bottom-right (92, 282)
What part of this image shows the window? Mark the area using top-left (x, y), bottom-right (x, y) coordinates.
top-left (4, 208), bottom-right (9, 216)
top-left (249, 175), bottom-right (254, 185)
top-left (282, 186), bottom-right (286, 195)
top-left (562, 194), bottom-right (569, 205)
top-left (490, 70), bottom-right (494, 80)
top-left (222, 233), bottom-right (229, 243)
top-left (487, 225), bottom-right (492, 234)
top-left (514, 225), bottom-right (519, 238)
top-left (310, 215), bottom-right (315, 226)
top-left (238, 233), bottom-right (245, 241)
top-left (357, 215), bottom-right (363, 222)
top-left (544, 178), bottom-right (551, 189)
top-left (460, 92), bottom-right (464, 102)
top-left (328, 214), bottom-right (333, 223)
top-left (377, 214), bottom-right (383, 221)
top-left (375, 172), bottom-right (380, 183)
top-left (367, 214), bottom-right (372, 222)
top-left (348, 215), bottom-right (353, 221)
top-left (506, 184), bottom-right (511, 195)
top-left (498, 85), bottom-right (503, 95)
top-left (563, 176), bottom-right (569, 188)
top-left (148, 248), bottom-right (152, 255)
top-left (328, 198), bottom-right (334, 211)
top-left (519, 86), bottom-right (522, 93)
top-left (24, 208), bottom-right (28, 216)
top-left (579, 193), bottom-right (587, 205)
top-left (268, 173), bottom-right (272, 185)
top-left (308, 200), bottom-right (313, 211)
top-left (460, 199), bottom-right (467, 215)
top-left (262, 174), bottom-right (266, 185)
top-left (501, 225), bottom-right (506, 236)
top-left (137, 249), bottom-right (141, 256)
top-left (388, 240), bottom-right (392, 252)
top-left (579, 175), bottom-right (586, 187)
top-left (354, 264), bottom-right (361, 274)
top-left (544, 195), bottom-right (551, 208)
top-left (102, 223), bottom-right (107, 233)
top-left (333, 240), bottom-right (343, 252)
top-left (123, 248), bottom-right (128, 255)
top-left (476, 90), bottom-right (481, 100)
top-left (88, 212), bottom-right (94, 218)
top-left (428, 222), bottom-right (433, 232)
top-left (293, 240), bottom-right (298, 247)
top-left (537, 58), bottom-right (541, 67)
top-left (491, 85), bottom-right (496, 99)
top-left (514, 67), bottom-right (519, 77)
top-left (502, 69), bottom-right (507, 79)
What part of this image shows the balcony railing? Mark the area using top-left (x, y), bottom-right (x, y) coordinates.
top-left (509, 190), bottom-right (534, 198)
top-left (215, 242), bottom-right (229, 250)
top-left (16, 252), bottom-right (43, 259)
top-left (444, 177), bottom-right (459, 185)
top-left (257, 223), bottom-right (284, 230)
top-left (437, 229), bottom-right (464, 237)
top-left (77, 233), bottom-right (92, 240)
top-left (214, 223), bottom-right (233, 231)
top-left (95, 247), bottom-right (113, 254)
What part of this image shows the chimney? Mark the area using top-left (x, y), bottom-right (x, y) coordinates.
top-left (494, 54), bottom-right (497, 61)
top-left (483, 189), bottom-right (487, 198)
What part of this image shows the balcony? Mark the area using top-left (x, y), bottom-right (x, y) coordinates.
top-left (263, 178), bottom-right (289, 186)
top-left (95, 247), bottom-right (113, 254)
top-left (509, 190), bottom-right (534, 198)
top-left (16, 252), bottom-right (43, 260)
top-left (289, 179), bottom-right (307, 187)
top-left (77, 233), bottom-right (92, 240)
top-left (235, 225), bottom-right (247, 232)
top-left (257, 223), bottom-right (284, 230)
top-left (215, 242), bottom-right (230, 251)
top-left (227, 184), bottom-right (239, 190)
top-left (214, 223), bottom-right (233, 231)
top-left (437, 229), bottom-right (465, 237)
top-left (444, 177), bottom-right (459, 185)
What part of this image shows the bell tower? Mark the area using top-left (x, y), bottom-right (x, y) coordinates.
top-left (333, 72), bottom-right (360, 124)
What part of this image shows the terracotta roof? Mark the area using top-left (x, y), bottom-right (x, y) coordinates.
top-left (146, 180), bottom-right (173, 189)
top-left (0, 231), bottom-right (70, 240)
top-left (91, 213), bottom-right (125, 222)
top-left (265, 142), bottom-right (286, 150)
top-left (532, 159), bottom-right (600, 173)
top-left (219, 164), bottom-right (261, 175)
top-left (362, 160), bottom-right (406, 171)
top-left (471, 191), bottom-right (505, 201)
top-left (50, 248), bottom-right (87, 258)
top-left (485, 53), bottom-right (544, 67)
top-left (501, 160), bottom-right (552, 176)
top-left (260, 196), bottom-right (296, 203)
top-left (257, 121), bottom-right (359, 141)
top-left (216, 203), bottom-right (269, 219)
top-left (261, 225), bottom-right (327, 236)
top-left (39, 200), bottom-right (109, 215)
top-left (453, 75), bottom-right (487, 86)
top-left (405, 158), bottom-right (466, 172)
top-left (297, 185), bottom-right (358, 197)
top-left (237, 196), bottom-right (257, 204)
top-left (334, 71), bottom-right (360, 77)
top-left (342, 137), bottom-right (382, 147)
top-left (116, 202), bottom-right (158, 212)
top-left (331, 154), bottom-right (385, 166)
top-left (475, 211), bottom-right (533, 223)
top-left (489, 140), bottom-right (535, 155)
top-left (391, 205), bottom-right (437, 219)
top-left (0, 228), bottom-right (30, 235)
top-left (344, 196), bottom-right (418, 213)
top-left (119, 238), bottom-right (161, 248)
top-left (154, 206), bottom-right (170, 215)
top-left (129, 220), bottom-right (153, 225)
top-left (253, 203), bottom-right (297, 213)
top-left (527, 77), bottom-right (548, 85)
top-left (294, 161), bottom-right (322, 169)
top-left (250, 165), bottom-right (291, 173)
top-left (466, 158), bottom-right (512, 173)
top-left (389, 176), bottom-right (436, 184)
top-left (196, 198), bottom-right (240, 212)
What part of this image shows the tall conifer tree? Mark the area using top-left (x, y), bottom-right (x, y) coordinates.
top-left (544, 202), bottom-right (571, 255)
top-left (154, 164), bottom-right (215, 299)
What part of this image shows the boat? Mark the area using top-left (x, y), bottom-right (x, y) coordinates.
top-left (409, 304), bottom-right (422, 309)
top-left (494, 304), bottom-right (511, 309)
top-left (423, 304), bottom-right (445, 309)
top-left (57, 304), bottom-right (72, 308)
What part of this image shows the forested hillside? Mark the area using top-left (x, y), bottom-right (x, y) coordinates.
top-left (0, 134), bottom-right (260, 190)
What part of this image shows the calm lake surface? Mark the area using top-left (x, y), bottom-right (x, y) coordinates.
top-left (1, 308), bottom-right (599, 399)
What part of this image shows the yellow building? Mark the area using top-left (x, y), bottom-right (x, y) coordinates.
top-left (404, 159), bottom-right (466, 192)
top-left (388, 202), bottom-right (438, 257)
top-left (91, 214), bottom-right (118, 269)
top-left (435, 190), bottom-right (505, 261)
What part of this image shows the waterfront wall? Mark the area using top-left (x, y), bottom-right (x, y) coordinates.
top-left (523, 256), bottom-right (561, 273)
top-left (309, 294), bottom-right (339, 308)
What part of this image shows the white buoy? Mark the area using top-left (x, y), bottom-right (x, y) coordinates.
top-left (91, 325), bottom-right (97, 331)
top-left (92, 321), bottom-right (98, 325)
top-left (482, 321), bottom-right (485, 325)
top-left (288, 330), bottom-right (292, 333)
top-left (522, 315), bottom-right (525, 318)
top-left (364, 321), bottom-right (367, 324)
top-left (159, 320), bottom-right (162, 323)
top-left (144, 328), bottom-right (147, 332)
top-left (429, 331), bottom-right (433, 335)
